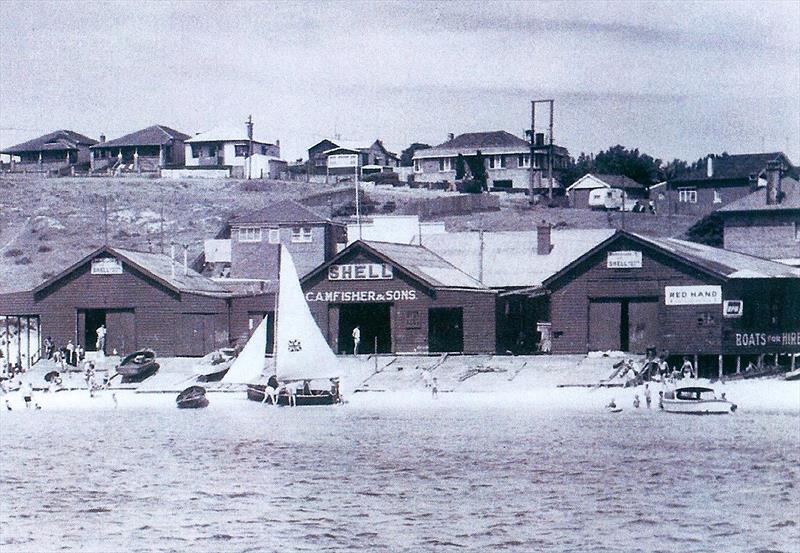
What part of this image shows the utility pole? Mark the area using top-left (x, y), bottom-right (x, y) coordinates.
top-left (245, 114), bottom-right (253, 180)
top-left (530, 99), bottom-right (555, 202)
top-left (102, 195), bottom-right (108, 245)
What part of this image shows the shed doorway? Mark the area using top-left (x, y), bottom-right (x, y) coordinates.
top-left (337, 303), bottom-right (391, 354)
top-left (588, 298), bottom-right (658, 354)
top-left (429, 307), bottom-right (464, 353)
top-left (78, 309), bottom-right (136, 355)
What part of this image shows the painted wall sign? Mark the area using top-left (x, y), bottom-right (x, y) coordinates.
top-left (305, 290), bottom-right (416, 303)
top-left (607, 250), bottom-right (642, 269)
top-left (664, 285), bottom-right (721, 305)
top-left (731, 331), bottom-right (800, 348)
top-left (91, 258), bottom-right (123, 275)
top-left (328, 263), bottom-right (393, 281)
top-left (327, 154), bottom-right (359, 168)
top-left (723, 300), bottom-right (743, 318)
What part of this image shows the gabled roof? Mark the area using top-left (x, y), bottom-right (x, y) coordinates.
top-left (717, 178), bottom-right (800, 213)
top-left (186, 126), bottom-right (275, 145)
top-left (542, 231), bottom-right (800, 288)
top-left (91, 125), bottom-right (190, 149)
top-left (302, 240), bottom-right (490, 291)
top-left (424, 229), bottom-right (617, 288)
top-left (1, 130), bottom-right (97, 154)
top-left (673, 152), bottom-right (796, 183)
top-left (567, 173), bottom-right (646, 192)
top-left (34, 246), bottom-right (231, 297)
top-left (413, 131), bottom-right (531, 159)
top-left (230, 199), bottom-right (332, 225)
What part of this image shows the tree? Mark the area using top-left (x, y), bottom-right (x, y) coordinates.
top-left (465, 150), bottom-right (488, 191)
top-left (455, 154), bottom-right (466, 180)
top-left (400, 143), bottom-right (432, 167)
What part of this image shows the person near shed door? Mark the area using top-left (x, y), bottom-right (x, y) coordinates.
top-left (96, 324), bottom-right (107, 355)
top-left (352, 326), bottom-right (361, 356)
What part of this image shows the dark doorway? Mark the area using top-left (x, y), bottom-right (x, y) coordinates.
top-left (338, 303), bottom-right (391, 354)
top-left (429, 307), bottom-right (464, 353)
top-left (588, 298), bottom-right (659, 354)
top-left (178, 313), bottom-right (216, 357)
top-left (82, 309), bottom-right (106, 351)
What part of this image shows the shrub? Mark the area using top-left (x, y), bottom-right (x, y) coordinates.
top-left (14, 256), bottom-right (32, 265)
top-left (4, 248), bottom-right (22, 258)
top-left (37, 244), bottom-right (52, 253)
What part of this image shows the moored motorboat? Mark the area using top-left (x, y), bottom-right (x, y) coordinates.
top-left (176, 385), bottom-right (209, 409)
top-left (661, 386), bottom-right (736, 414)
top-left (116, 349), bottom-right (160, 383)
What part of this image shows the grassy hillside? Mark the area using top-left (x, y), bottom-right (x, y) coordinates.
top-left (0, 175), bottom-right (699, 293)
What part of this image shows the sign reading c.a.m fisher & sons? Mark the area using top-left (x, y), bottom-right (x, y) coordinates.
top-left (328, 263), bottom-right (393, 281)
top-left (91, 258), bottom-right (123, 275)
top-left (607, 250), bottom-right (642, 269)
top-left (664, 285), bottom-right (721, 305)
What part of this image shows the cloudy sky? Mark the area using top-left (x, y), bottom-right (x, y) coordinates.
top-left (1, 0), bottom-right (798, 162)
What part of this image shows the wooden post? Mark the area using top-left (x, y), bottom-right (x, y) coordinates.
top-left (736, 355), bottom-right (741, 374)
top-left (693, 354), bottom-right (698, 379)
top-left (774, 353), bottom-right (779, 368)
top-left (718, 354), bottom-right (723, 380)
top-left (791, 354), bottom-right (796, 371)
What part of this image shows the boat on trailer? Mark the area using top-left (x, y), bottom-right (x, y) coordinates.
top-left (222, 245), bottom-right (341, 407)
top-left (661, 386), bottom-right (737, 415)
top-left (176, 385), bottom-right (209, 409)
top-left (116, 349), bottom-right (160, 383)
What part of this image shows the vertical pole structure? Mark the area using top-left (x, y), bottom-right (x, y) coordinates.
top-left (548, 99), bottom-right (554, 201)
top-left (355, 168), bottom-right (362, 240)
top-left (718, 354), bottom-right (723, 380)
top-left (246, 115), bottom-right (253, 180)
top-left (528, 101), bottom-right (535, 202)
top-left (693, 354), bottom-right (698, 378)
top-left (102, 196), bottom-right (108, 245)
top-left (478, 229), bottom-right (484, 284)
top-left (736, 355), bottom-right (741, 374)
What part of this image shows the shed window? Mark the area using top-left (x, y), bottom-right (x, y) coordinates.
top-left (268, 229), bottom-right (280, 244)
top-left (238, 227), bottom-right (262, 243)
top-left (678, 188), bottom-right (697, 203)
top-left (291, 227), bottom-right (313, 243)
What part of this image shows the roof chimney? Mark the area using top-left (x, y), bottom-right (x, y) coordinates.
top-left (765, 160), bottom-right (782, 205)
top-left (99, 134), bottom-right (106, 144)
top-left (447, 133), bottom-right (454, 141)
top-left (537, 221), bottom-right (552, 255)
top-left (706, 156), bottom-right (713, 178)
top-left (535, 133), bottom-right (545, 147)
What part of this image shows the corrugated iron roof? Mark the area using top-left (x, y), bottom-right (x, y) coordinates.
top-left (424, 229), bottom-right (616, 288)
top-left (91, 125), bottom-right (190, 149)
top-left (230, 199), bottom-right (332, 225)
top-left (113, 248), bottom-right (232, 294)
top-left (1, 130), bottom-right (97, 154)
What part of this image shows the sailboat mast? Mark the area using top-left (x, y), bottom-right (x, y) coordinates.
top-left (272, 246), bottom-right (280, 361)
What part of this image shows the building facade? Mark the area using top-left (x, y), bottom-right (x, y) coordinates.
top-left (1, 130), bottom-right (97, 174)
top-left (184, 127), bottom-right (285, 179)
top-left (566, 173), bottom-right (648, 209)
top-left (90, 125), bottom-right (190, 174)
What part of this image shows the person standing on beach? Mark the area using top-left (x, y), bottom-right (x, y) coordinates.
top-left (66, 340), bottom-right (75, 366)
top-left (633, 394), bottom-right (640, 408)
top-left (644, 384), bottom-right (652, 409)
top-left (432, 377), bottom-right (439, 399)
top-left (96, 325), bottom-right (107, 356)
top-left (23, 382), bottom-right (33, 408)
top-left (352, 326), bottom-right (361, 356)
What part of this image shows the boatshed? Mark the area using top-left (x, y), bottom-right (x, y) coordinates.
top-left (0, 246), bottom-right (233, 358)
top-left (542, 230), bottom-right (800, 376)
top-left (301, 240), bottom-right (496, 354)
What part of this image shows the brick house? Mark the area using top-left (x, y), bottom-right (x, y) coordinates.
top-left (227, 200), bottom-right (345, 281)
top-left (90, 125), bottom-right (190, 174)
top-left (566, 173), bottom-right (648, 209)
top-left (1, 130), bottom-right (97, 173)
top-left (655, 152), bottom-right (798, 216)
top-left (718, 162), bottom-right (800, 264)
top-left (412, 130), bottom-right (569, 192)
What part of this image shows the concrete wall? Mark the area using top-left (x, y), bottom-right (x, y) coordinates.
top-left (161, 168), bottom-right (231, 179)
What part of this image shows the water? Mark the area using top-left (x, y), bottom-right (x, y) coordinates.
top-left (1, 393), bottom-right (798, 553)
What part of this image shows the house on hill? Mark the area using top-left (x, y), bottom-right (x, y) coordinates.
top-left (183, 126), bottom-right (285, 179)
top-left (308, 138), bottom-right (399, 180)
top-left (656, 152), bottom-right (798, 216)
top-left (718, 162), bottom-right (800, 264)
top-left (1, 130), bottom-right (97, 174)
top-left (566, 173), bottom-right (648, 209)
top-left (90, 125), bottom-right (190, 174)
top-left (412, 130), bottom-right (569, 193)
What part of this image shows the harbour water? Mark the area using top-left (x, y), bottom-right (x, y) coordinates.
top-left (1, 393), bottom-right (798, 552)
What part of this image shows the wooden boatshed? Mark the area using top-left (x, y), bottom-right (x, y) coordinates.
top-left (542, 230), bottom-right (800, 377)
top-left (0, 246), bottom-right (233, 358)
top-left (301, 240), bottom-right (496, 355)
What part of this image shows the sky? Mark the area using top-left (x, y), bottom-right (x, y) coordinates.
top-left (1, 0), bottom-right (798, 163)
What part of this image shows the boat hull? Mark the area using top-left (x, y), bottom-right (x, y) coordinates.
top-left (176, 386), bottom-right (209, 409)
top-left (247, 384), bottom-right (339, 406)
top-left (118, 362), bottom-right (159, 383)
top-left (177, 397), bottom-right (209, 409)
top-left (662, 399), bottom-right (735, 414)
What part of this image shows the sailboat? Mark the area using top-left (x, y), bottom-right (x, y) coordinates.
top-left (222, 245), bottom-right (341, 406)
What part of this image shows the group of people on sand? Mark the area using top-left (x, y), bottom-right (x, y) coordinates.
top-left (616, 352), bottom-right (697, 386)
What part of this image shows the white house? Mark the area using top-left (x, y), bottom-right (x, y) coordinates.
top-left (566, 173), bottom-right (647, 208)
top-left (177, 126), bottom-right (287, 179)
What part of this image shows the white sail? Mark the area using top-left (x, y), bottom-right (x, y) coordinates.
top-left (221, 314), bottom-right (268, 384)
top-left (275, 245), bottom-right (339, 381)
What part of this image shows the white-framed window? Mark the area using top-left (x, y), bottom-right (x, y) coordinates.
top-left (291, 227), bottom-right (313, 243)
top-left (499, 155), bottom-right (506, 168)
top-left (268, 229), bottom-right (280, 244)
top-left (678, 188), bottom-right (697, 203)
top-left (518, 154), bottom-right (530, 168)
top-left (413, 159), bottom-right (421, 173)
top-left (238, 227), bottom-right (262, 243)
top-left (713, 189), bottom-right (722, 203)
top-left (438, 158), bottom-right (452, 172)
top-left (488, 156), bottom-right (496, 169)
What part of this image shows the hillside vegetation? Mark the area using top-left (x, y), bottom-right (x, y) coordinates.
top-left (0, 175), bottom-right (699, 293)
